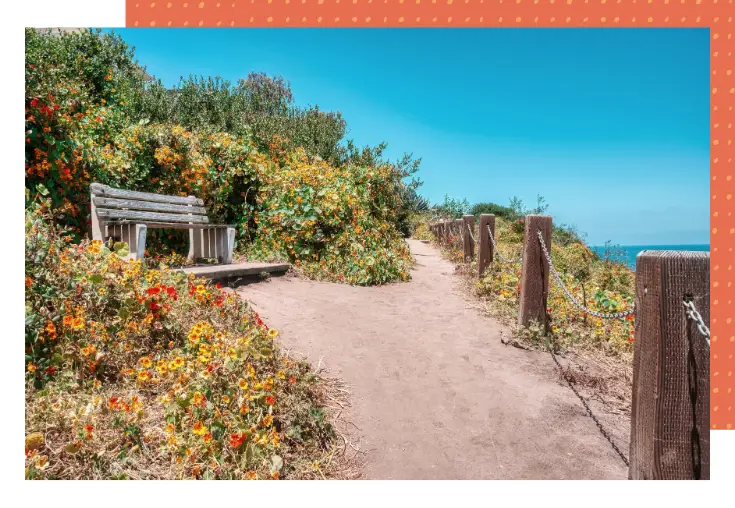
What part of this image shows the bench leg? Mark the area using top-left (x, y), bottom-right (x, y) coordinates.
top-left (188, 228), bottom-right (202, 262)
top-left (224, 227), bottom-right (236, 264)
top-left (135, 224), bottom-right (147, 261)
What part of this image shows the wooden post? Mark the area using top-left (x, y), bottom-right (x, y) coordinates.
top-left (517, 215), bottom-right (552, 331)
top-left (629, 251), bottom-right (710, 480)
top-left (443, 221), bottom-right (451, 243)
top-left (454, 219), bottom-right (463, 246)
top-left (462, 215), bottom-right (475, 263)
top-left (478, 214), bottom-right (495, 277)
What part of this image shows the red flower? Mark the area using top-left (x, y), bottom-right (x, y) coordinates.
top-left (30, 98), bottom-right (38, 107)
top-left (147, 287), bottom-right (161, 296)
top-left (53, 104), bottom-right (60, 110)
top-left (229, 433), bottom-right (245, 448)
top-left (149, 302), bottom-right (161, 311)
top-left (166, 286), bottom-right (177, 298)
top-left (265, 395), bottom-right (276, 406)
top-left (45, 366), bottom-right (56, 375)
top-left (216, 282), bottom-right (222, 289)
top-left (215, 296), bottom-right (224, 307)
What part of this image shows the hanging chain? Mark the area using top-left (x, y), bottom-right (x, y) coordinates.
top-left (486, 225), bottom-right (522, 264)
top-left (548, 349), bottom-right (630, 467)
top-left (537, 230), bottom-right (635, 319)
top-left (467, 225), bottom-right (477, 244)
top-left (683, 300), bottom-right (711, 347)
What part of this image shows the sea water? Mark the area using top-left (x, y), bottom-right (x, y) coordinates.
top-left (589, 244), bottom-right (710, 271)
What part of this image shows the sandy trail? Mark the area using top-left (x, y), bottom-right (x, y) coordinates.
top-left (237, 239), bottom-right (630, 480)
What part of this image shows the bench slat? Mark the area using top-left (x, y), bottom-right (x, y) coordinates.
top-left (91, 183), bottom-right (204, 206)
top-left (93, 196), bottom-right (208, 215)
top-left (97, 209), bottom-right (210, 224)
top-left (104, 221), bottom-right (234, 230)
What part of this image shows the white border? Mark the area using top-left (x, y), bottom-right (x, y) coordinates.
top-left (2, 0), bottom-right (728, 502)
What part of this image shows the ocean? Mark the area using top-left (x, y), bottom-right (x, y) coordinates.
top-left (590, 244), bottom-right (710, 271)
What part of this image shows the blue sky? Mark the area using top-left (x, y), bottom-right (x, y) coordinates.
top-left (107, 28), bottom-right (710, 246)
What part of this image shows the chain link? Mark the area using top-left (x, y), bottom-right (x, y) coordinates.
top-left (684, 300), bottom-right (711, 347)
top-left (467, 226), bottom-right (477, 244)
top-left (536, 230), bottom-right (635, 320)
top-left (486, 225), bottom-right (522, 264)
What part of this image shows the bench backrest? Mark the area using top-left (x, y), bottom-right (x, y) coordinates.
top-left (90, 183), bottom-right (209, 225)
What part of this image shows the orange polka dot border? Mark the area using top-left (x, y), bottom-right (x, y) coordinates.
top-left (127, 0), bottom-right (735, 431)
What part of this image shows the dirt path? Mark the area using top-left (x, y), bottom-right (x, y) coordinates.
top-left (237, 239), bottom-right (630, 479)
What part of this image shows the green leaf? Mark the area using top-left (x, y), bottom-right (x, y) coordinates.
top-left (113, 242), bottom-right (129, 257)
top-left (89, 274), bottom-right (103, 284)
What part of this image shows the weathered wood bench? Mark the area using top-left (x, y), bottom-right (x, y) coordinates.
top-left (90, 183), bottom-right (236, 264)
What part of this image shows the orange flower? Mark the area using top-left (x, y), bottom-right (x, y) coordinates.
top-left (25, 276), bottom-right (33, 287)
top-left (139, 357), bottom-right (153, 368)
top-left (229, 433), bottom-right (245, 448)
top-left (71, 317), bottom-right (85, 330)
top-left (84, 425), bottom-right (94, 439)
top-left (244, 471), bottom-right (257, 480)
top-left (62, 315), bottom-right (73, 327)
top-left (271, 471), bottom-right (280, 480)
top-left (265, 395), bottom-right (275, 406)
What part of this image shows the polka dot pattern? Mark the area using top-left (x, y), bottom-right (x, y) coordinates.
top-left (126, 0), bottom-right (735, 430)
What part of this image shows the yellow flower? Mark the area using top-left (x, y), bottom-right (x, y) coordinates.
top-left (262, 415), bottom-right (273, 427)
top-left (27, 362), bottom-right (37, 373)
top-left (267, 328), bottom-right (279, 338)
top-left (192, 391), bottom-right (206, 406)
top-left (139, 357), bottom-right (153, 368)
top-left (192, 421), bottom-right (208, 436)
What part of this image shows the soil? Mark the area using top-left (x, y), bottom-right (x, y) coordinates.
top-left (237, 239), bottom-right (630, 480)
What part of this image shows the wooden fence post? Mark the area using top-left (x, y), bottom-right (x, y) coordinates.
top-left (462, 215), bottom-right (475, 263)
top-left (443, 221), bottom-right (450, 244)
top-left (478, 214), bottom-right (495, 277)
top-left (518, 215), bottom-right (552, 332)
top-left (629, 251), bottom-right (710, 480)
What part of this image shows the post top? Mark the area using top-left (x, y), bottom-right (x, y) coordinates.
top-left (636, 250), bottom-right (710, 260)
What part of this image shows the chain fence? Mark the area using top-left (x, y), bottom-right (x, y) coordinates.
top-left (487, 225), bottom-right (522, 264)
top-left (536, 230), bottom-right (635, 320)
top-left (684, 300), bottom-right (711, 347)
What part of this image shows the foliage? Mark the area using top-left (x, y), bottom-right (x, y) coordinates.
top-left (433, 194), bottom-right (470, 220)
top-left (25, 204), bottom-right (339, 480)
top-left (25, 27), bottom-right (419, 286)
top-left (126, 73), bottom-right (348, 164)
top-left (244, 145), bottom-right (414, 285)
top-left (469, 202), bottom-right (516, 220)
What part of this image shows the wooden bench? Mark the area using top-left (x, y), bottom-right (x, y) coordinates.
top-left (90, 183), bottom-right (236, 264)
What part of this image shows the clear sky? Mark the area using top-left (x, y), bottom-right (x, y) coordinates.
top-left (105, 28), bottom-right (710, 246)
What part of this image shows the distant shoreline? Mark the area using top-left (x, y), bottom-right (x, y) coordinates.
top-left (589, 244), bottom-right (710, 270)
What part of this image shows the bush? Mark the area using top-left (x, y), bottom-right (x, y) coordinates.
top-left (469, 202), bottom-right (516, 220)
top-left (25, 204), bottom-right (339, 479)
